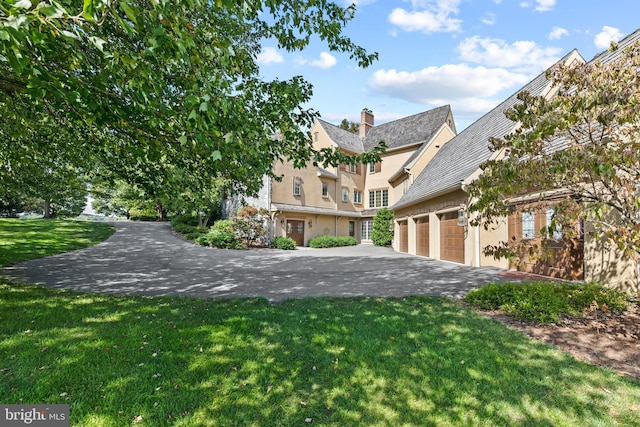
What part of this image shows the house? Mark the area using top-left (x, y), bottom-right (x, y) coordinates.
top-left (391, 49), bottom-right (585, 268)
top-left (391, 29), bottom-right (640, 293)
top-left (269, 106), bottom-right (457, 246)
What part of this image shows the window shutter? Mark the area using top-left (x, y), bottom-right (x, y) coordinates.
top-left (340, 163), bottom-right (346, 171)
top-left (356, 162), bottom-right (361, 175)
top-left (375, 162), bottom-right (381, 173)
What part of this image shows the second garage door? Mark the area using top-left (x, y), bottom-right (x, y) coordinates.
top-left (440, 212), bottom-right (464, 263)
top-left (416, 218), bottom-right (429, 257)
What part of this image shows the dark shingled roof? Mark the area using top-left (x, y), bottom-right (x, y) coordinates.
top-left (317, 119), bottom-right (364, 154)
top-left (316, 105), bottom-right (452, 154)
top-left (363, 105), bottom-right (452, 152)
top-left (393, 49), bottom-right (582, 210)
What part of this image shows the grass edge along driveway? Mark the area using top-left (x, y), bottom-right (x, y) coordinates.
top-left (0, 218), bottom-right (115, 267)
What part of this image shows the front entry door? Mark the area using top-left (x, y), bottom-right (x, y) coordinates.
top-left (287, 220), bottom-right (305, 246)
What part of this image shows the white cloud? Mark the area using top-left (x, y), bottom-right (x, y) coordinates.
top-left (520, 0), bottom-right (555, 10)
top-left (481, 12), bottom-right (496, 26)
top-left (534, 0), bottom-right (556, 11)
top-left (388, 0), bottom-right (462, 33)
top-left (457, 36), bottom-right (562, 72)
top-left (548, 27), bottom-right (568, 40)
top-left (368, 64), bottom-right (529, 104)
top-left (298, 52), bottom-right (337, 69)
top-left (256, 47), bottom-right (284, 65)
top-left (594, 26), bottom-right (623, 49)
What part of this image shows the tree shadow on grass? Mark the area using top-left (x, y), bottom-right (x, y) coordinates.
top-left (1, 284), bottom-right (639, 426)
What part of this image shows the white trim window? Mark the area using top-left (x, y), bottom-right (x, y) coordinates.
top-left (546, 208), bottom-right (562, 240)
top-left (353, 189), bottom-right (362, 204)
top-left (522, 211), bottom-right (535, 239)
top-left (361, 220), bottom-right (373, 240)
top-left (293, 176), bottom-right (302, 196)
top-left (322, 181), bottom-right (329, 198)
top-left (347, 163), bottom-right (357, 174)
top-left (369, 189), bottom-right (388, 208)
top-left (342, 187), bottom-right (349, 202)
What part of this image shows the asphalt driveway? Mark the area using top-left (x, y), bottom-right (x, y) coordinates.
top-left (1, 221), bottom-right (506, 303)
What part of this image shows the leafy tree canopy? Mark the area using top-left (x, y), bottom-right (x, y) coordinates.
top-left (0, 0), bottom-right (382, 198)
top-left (339, 118), bottom-right (359, 134)
top-left (468, 42), bottom-right (640, 257)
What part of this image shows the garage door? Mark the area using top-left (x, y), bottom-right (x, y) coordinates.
top-left (398, 221), bottom-right (408, 253)
top-left (416, 218), bottom-right (429, 257)
top-left (440, 212), bottom-right (464, 263)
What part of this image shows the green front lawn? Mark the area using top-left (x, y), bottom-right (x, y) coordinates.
top-left (0, 219), bottom-right (115, 267)
top-left (1, 283), bottom-right (638, 426)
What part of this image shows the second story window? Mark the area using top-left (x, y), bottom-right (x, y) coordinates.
top-left (293, 176), bottom-right (302, 196)
top-left (322, 182), bottom-right (329, 198)
top-left (347, 163), bottom-right (357, 174)
top-left (369, 162), bottom-right (381, 174)
top-left (369, 189), bottom-right (388, 208)
top-left (342, 187), bottom-right (349, 202)
top-left (353, 190), bottom-right (362, 204)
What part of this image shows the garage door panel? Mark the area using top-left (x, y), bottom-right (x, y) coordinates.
top-left (416, 218), bottom-right (429, 257)
top-left (440, 212), bottom-right (464, 263)
top-left (399, 221), bottom-right (408, 253)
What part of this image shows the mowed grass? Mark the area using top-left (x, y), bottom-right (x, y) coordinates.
top-left (0, 219), bottom-right (115, 267)
top-left (1, 283), bottom-right (639, 427)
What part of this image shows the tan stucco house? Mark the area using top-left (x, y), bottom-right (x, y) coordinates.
top-left (269, 106), bottom-right (457, 246)
top-left (391, 29), bottom-right (640, 293)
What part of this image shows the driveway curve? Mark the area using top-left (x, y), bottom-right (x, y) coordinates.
top-left (1, 221), bottom-right (505, 303)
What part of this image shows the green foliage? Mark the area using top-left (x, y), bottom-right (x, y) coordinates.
top-left (465, 281), bottom-right (629, 324)
top-left (0, 219), bottom-right (114, 267)
top-left (372, 207), bottom-right (394, 247)
top-left (170, 214), bottom-right (200, 228)
top-left (272, 236), bottom-right (296, 250)
top-left (309, 235), bottom-right (358, 248)
top-left (0, 1), bottom-right (383, 205)
top-left (339, 118), bottom-right (359, 133)
top-left (212, 219), bottom-right (235, 234)
top-left (128, 208), bottom-right (158, 222)
top-left (195, 229), bottom-right (243, 249)
top-left (195, 219), bottom-right (242, 249)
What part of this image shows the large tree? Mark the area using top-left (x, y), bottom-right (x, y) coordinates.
top-left (468, 42), bottom-right (640, 260)
top-left (0, 0), bottom-right (383, 199)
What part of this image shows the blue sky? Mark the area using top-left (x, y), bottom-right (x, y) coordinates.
top-left (257, 0), bottom-right (639, 130)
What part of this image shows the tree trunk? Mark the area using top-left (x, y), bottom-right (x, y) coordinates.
top-left (43, 200), bottom-right (51, 218)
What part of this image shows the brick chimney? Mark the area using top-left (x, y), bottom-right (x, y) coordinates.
top-left (359, 108), bottom-right (374, 137)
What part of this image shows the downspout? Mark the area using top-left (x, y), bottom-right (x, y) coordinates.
top-left (475, 217), bottom-right (481, 267)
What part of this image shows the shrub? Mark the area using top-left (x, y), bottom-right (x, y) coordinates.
top-left (272, 236), bottom-right (296, 250)
top-left (309, 235), bottom-right (358, 248)
top-left (234, 206), bottom-right (269, 247)
top-left (372, 208), bottom-right (394, 246)
top-left (170, 214), bottom-right (199, 228)
top-left (464, 281), bottom-right (629, 324)
top-left (129, 208), bottom-right (158, 221)
top-left (212, 219), bottom-right (235, 234)
top-left (173, 223), bottom-right (198, 235)
top-left (195, 229), bottom-right (243, 249)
